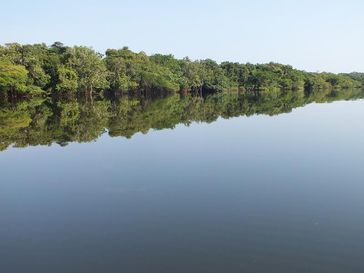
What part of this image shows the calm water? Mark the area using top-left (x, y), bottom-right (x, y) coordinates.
top-left (1, 90), bottom-right (364, 273)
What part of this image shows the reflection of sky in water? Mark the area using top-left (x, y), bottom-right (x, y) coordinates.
top-left (1, 99), bottom-right (364, 273)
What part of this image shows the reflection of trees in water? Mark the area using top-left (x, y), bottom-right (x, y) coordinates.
top-left (1, 88), bottom-right (364, 151)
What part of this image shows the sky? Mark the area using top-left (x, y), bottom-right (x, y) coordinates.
top-left (1, 0), bottom-right (363, 73)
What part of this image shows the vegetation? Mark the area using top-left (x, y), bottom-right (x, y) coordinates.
top-left (1, 42), bottom-right (363, 151)
top-left (0, 42), bottom-right (362, 99)
top-left (1, 88), bottom-right (363, 151)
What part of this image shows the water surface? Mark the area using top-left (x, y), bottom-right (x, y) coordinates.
top-left (1, 90), bottom-right (364, 273)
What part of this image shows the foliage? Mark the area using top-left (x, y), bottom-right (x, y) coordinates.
top-left (0, 61), bottom-right (29, 94)
top-left (55, 65), bottom-right (79, 92)
top-left (66, 46), bottom-right (109, 92)
top-left (0, 43), bottom-right (362, 99)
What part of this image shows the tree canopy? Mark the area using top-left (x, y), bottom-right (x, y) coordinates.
top-left (0, 42), bottom-right (362, 99)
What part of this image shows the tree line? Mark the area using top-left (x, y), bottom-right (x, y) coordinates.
top-left (0, 42), bottom-right (362, 99)
top-left (1, 88), bottom-right (364, 151)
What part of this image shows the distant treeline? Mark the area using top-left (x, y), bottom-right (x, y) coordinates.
top-left (0, 42), bottom-right (363, 98)
top-left (1, 87), bottom-right (364, 151)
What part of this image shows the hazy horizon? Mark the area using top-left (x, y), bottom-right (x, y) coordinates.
top-left (1, 0), bottom-right (364, 73)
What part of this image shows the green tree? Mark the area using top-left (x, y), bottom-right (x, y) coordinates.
top-left (67, 46), bottom-right (109, 93)
top-left (55, 65), bottom-right (78, 93)
top-left (0, 61), bottom-right (29, 96)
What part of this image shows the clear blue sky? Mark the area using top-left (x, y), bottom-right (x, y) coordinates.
top-left (1, 0), bottom-right (363, 73)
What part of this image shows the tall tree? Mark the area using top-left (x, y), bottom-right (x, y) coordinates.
top-left (0, 61), bottom-right (29, 97)
top-left (66, 46), bottom-right (109, 93)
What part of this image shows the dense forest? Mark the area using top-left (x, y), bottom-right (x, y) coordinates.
top-left (2, 42), bottom-right (363, 151)
top-left (1, 88), bottom-right (363, 151)
top-left (0, 42), bottom-right (363, 99)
